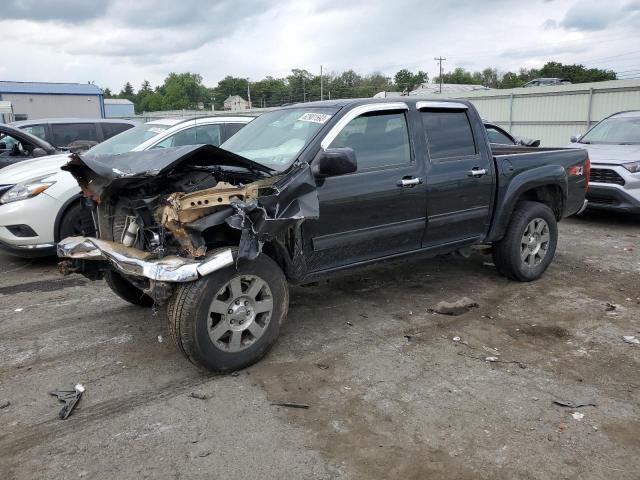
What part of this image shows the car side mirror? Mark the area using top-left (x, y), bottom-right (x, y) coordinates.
top-left (312, 147), bottom-right (357, 177)
top-left (32, 147), bottom-right (48, 158)
top-left (570, 134), bottom-right (581, 143)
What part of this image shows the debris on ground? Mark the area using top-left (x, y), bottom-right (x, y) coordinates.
top-left (157, 335), bottom-right (164, 343)
top-left (316, 363), bottom-right (329, 370)
top-left (189, 392), bottom-right (210, 400)
top-left (430, 298), bottom-right (479, 316)
top-left (404, 335), bottom-right (414, 342)
top-left (0, 399), bottom-right (10, 409)
top-left (49, 383), bottom-right (84, 420)
top-left (346, 321), bottom-right (353, 327)
top-left (198, 451), bottom-right (212, 458)
top-left (271, 402), bottom-right (310, 409)
top-left (622, 335), bottom-right (639, 345)
top-left (571, 412), bottom-right (585, 421)
top-left (553, 400), bottom-right (597, 408)
top-left (14, 308), bottom-right (23, 312)
top-left (458, 351), bottom-right (526, 369)
top-left (230, 371), bottom-right (240, 377)
top-left (482, 346), bottom-right (500, 356)
top-left (452, 336), bottom-right (461, 342)
top-left (605, 302), bottom-right (619, 312)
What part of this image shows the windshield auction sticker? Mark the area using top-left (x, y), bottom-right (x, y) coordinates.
top-left (298, 112), bottom-right (332, 124)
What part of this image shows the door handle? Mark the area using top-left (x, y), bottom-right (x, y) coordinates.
top-left (398, 177), bottom-right (422, 187)
top-left (468, 167), bottom-right (488, 177)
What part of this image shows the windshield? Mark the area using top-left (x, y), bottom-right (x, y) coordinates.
top-left (220, 107), bottom-right (338, 170)
top-left (87, 123), bottom-right (170, 155)
top-left (580, 116), bottom-right (640, 145)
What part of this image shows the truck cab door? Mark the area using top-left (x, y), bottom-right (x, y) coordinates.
top-left (303, 104), bottom-right (428, 272)
top-left (417, 103), bottom-right (494, 247)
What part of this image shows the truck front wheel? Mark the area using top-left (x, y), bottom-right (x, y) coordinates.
top-left (492, 201), bottom-right (558, 282)
top-left (166, 250), bottom-right (288, 372)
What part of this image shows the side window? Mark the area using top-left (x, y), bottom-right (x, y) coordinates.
top-left (51, 123), bottom-right (98, 147)
top-left (194, 124), bottom-right (222, 146)
top-left (421, 110), bottom-right (477, 160)
top-left (101, 123), bottom-right (133, 140)
top-left (153, 127), bottom-right (197, 148)
top-left (223, 122), bottom-right (246, 142)
top-left (21, 125), bottom-right (47, 141)
top-left (486, 126), bottom-right (515, 145)
top-left (328, 111), bottom-right (411, 170)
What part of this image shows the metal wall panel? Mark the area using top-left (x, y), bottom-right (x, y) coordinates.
top-left (3, 93), bottom-right (102, 120)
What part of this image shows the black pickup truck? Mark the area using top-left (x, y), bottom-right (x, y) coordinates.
top-left (59, 98), bottom-right (590, 372)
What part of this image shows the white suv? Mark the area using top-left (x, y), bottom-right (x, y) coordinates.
top-left (0, 116), bottom-right (252, 257)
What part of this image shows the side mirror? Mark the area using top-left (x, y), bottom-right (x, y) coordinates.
top-left (570, 134), bottom-right (581, 143)
top-left (32, 147), bottom-right (48, 158)
top-left (312, 147), bottom-right (357, 177)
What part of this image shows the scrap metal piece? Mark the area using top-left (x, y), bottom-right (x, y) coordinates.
top-left (50, 384), bottom-right (85, 420)
top-left (57, 236), bottom-right (234, 282)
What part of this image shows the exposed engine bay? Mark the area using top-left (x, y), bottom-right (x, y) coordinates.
top-left (58, 144), bottom-right (319, 302)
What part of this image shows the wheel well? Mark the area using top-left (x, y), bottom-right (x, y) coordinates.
top-left (54, 196), bottom-right (83, 242)
top-left (517, 185), bottom-right (563, 220)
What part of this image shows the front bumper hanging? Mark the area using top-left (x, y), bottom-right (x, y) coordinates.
top-left (57, 236), bottom-right (234, 282)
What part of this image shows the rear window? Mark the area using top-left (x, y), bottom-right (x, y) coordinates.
top-left (51, 123), bottom-right (98, 147)
top-left (20, 124), bottom-right (47, 141)
top-left (421, 110), bottom-right (477, 159)
top-left (101, 123), bottom-right (133, 140)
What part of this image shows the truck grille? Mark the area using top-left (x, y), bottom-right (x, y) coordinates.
top-left (590, 168), bottom-right (625, 185)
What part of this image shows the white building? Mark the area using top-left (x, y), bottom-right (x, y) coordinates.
top-left (224, 95), bottom-right (250, 111)
top-left (104, 98), bottom-right (135, 118)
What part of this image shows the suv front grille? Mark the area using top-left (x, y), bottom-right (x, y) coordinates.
top-left (590, 168), bottom-right (625, 185)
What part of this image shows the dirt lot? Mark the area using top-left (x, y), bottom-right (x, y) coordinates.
top-left (0, 210), bottom-right (638, 480)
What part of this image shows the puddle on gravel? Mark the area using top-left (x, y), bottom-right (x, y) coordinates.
top-left (0, 277), bottom-right (88, 295)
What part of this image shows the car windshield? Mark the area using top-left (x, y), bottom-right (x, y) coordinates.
top-left (220, 107), bottom-right (338, 171)
top-left (86, 123), bottom-right (171, 155)
top-left (580, 116), bottom-right (640, 145)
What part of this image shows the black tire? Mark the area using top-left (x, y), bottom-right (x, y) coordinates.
top-left (492, 201), bottom-right (558, 282)
top-left (58, 201), bottom-right (95, 240)
top-left (166, 249), bottom-right (288, 372)
top-left (104, 270), bottom-right (154, 307)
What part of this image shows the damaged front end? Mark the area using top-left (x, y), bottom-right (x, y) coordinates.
top-left (58, 144), bottom-right (318, 302)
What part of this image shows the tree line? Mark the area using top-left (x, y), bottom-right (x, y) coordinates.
top-left (103, 62), bottom-right (617, 113)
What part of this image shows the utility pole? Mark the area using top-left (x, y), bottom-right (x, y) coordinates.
top-left (246, 78), bottom-right (252, 109)
top-left (434, 56), bottom-right (446, 94)
top-left (303, 77), bottom-right (306, 102)
top-left (320, 65), bottom-right (323, 101)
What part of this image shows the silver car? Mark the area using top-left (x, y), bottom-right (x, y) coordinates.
top-left (568, 110), bottom-right (640, 214)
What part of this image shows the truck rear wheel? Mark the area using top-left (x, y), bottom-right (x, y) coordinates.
top-left (166, 250), bottom-right (288, 372)
top-left (492, 201), bottom-right (558, 282)
top-left (104, 270), bottom-right (154, 307)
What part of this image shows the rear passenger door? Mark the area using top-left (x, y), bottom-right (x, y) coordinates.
top-left (418, 103), bottom-right (494, 246)
top-left (304, 104), bottom-right (428, 271)
top-left (100, 122), bottom-right (134, 141)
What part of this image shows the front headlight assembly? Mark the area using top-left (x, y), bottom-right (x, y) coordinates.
top-left (0, 175), bottom-right (56, 204)
top-left (622, 161), bottom-right (640, 174)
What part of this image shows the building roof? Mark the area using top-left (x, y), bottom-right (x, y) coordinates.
top-left (0, 81), bottom-right (103, 95)
top-left (410, 83), bottom-right (492, 95)
top-left (104, 98), bottom-right (134, 105)
top-left (224, 95), bottom-right (248, 103)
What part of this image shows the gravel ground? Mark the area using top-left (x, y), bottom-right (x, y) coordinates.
top-left (0, 210), bottom-right (638, 480)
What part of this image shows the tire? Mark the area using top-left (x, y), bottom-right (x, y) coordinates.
top-left (166, 249), bottom-right (288, 372)
top-left (104, 270), bottom-right (154, 307)
top-left (492, 201), bottom-right (558, 282)
top-left (58, 201), bottom-right (95, 240)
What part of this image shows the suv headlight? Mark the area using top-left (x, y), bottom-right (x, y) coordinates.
top-left (622, 161), bottom-right (640, 173)
top-left (0, 175), bottom-right (56, 204)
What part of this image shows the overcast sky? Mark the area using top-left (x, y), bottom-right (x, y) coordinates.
top-left (2, 0), bottom-right (640, 91)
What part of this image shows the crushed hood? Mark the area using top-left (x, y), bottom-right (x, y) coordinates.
top-left (62, 144), bottom-right (275, 202)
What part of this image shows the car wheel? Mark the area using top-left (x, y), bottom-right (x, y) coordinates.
top-left (166, 249), bottom-right (288, 372)
top-left (492, 201), bottom-right (558, 282)
top-left (58, 201), bottom-right (95, 240)
top-left (104, 270), bottom-right (154, 307)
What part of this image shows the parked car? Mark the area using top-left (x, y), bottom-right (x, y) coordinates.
top-left (12, 118), bottom-right (138, 151)
top-left (0, 116), bottom-right (253, 257)
top-left (523, 78), bottom-right (571, 88)
top-left (58, 98), bottom-right (589, 372)
top-left (0, 123), bottom-right (59, 168)
top-left (567, 110), bottom-right (640, 213)
top-left (484, 122), bottom-right (541, 147)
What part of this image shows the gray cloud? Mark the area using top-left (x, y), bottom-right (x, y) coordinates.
top-left (560, 0), bottom-right (640, 31)
top-left (3, 0), bottom-right (110, 22)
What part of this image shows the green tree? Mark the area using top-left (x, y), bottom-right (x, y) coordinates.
top-left (393, 69), bottom-right (427, 92)
top-left (119, 82), bottom-right (135, 101)
top-left (103, 87), bottom-right (113, 97)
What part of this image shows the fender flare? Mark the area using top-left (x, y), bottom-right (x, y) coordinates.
top-left (487, 165), bottom-right (568, 242)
